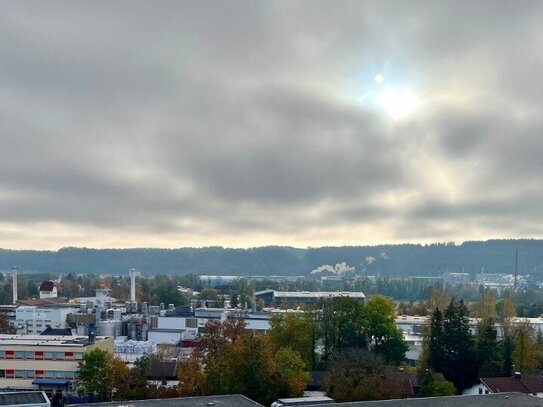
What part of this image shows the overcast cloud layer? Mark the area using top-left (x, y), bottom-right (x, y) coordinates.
top-left (1, 1), bottom-right (543, 249)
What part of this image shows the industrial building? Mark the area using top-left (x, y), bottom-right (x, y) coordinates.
top-left (254, 289), bottom-right (365, 308)
top-left (0, 334), bottom-right (113, 395)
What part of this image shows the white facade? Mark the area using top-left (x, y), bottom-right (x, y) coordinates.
top-left (14, 307), bottom-right (79, 335)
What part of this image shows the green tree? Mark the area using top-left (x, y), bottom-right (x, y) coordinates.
top-left (78, 349), bottom-right (114, 401)
top-left (441, 299), bottom-right (478, 392)
top-left (269, 313), bottom-right (317, 369)
top-left (362, 296), bottom-right (407, 364)
top-left (476, 317), bottom-right (501, 377)
top-left (274, 347), bottom-right (310, 397)
top-left (418, 369), bottom-right (456, 397)
top-left (320, 297), bottom-right (365, 359)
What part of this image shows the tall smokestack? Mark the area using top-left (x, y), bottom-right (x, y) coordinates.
top-left (129, 268), bottom-right (141, 303)
top-left (11, 267), bottom-right (18, 304)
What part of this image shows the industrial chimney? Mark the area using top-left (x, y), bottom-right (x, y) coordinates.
top-left (11, 267), bottom-right (18, 304)
top-left (129, 268), bottom-right (141, 303)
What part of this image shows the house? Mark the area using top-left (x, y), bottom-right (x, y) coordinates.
top-left (39, 282), bottom-right (57, 300)
top-left (463, 376), bottom-right (543, 397)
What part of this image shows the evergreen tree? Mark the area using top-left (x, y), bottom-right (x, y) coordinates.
top-left (441, 299), bottom-right (478, 392)
top-left (476, 317), bottom-right (501, 377)
top-left (427, 307), bottom-right (445, 373)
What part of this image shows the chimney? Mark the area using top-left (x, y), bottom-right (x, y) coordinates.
top-left (128, 268), bottom-right (141, 303)
top-left (11, 267), bottom-right (18, 304)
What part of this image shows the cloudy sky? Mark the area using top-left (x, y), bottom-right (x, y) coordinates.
top-left (1, 1), bottom-right (543, 250)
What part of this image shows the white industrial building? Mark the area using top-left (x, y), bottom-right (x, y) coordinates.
top-left (14, 307), bottom-right (79, 335)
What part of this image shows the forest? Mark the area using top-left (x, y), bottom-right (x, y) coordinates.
top-left (1, 239), bottom-right (543, 278)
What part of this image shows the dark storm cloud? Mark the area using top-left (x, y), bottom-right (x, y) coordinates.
top-left (1, 1), bottom-right (543, 248)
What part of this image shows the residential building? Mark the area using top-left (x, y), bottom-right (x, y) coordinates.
top-left (463, 376), bottom-right (543, 397)
top-left (38, 282), bottom-right (58, 300)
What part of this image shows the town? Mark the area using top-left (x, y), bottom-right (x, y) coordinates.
top-left (1, 265), bottom-right (543, 406)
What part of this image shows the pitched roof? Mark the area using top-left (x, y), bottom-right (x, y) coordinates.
top-left (39, 281), bottom-right (56, 292)
top-left (147, 360), bottom-right (178, 380)
top-left (481, 377), bottom-right (543, 394)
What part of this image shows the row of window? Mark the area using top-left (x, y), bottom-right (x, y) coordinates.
top-left (0, 350), bottom-right (84, 361)
top-left (0, 369), bottom-right (79, 379)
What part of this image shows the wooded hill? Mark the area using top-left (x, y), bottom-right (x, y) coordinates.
top-left (1, 239), bottom-right (542, 278)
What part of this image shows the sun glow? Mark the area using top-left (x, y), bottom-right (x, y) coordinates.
top-left (369, 73), bottom-right (420, 119)
top-left (375, 88), bottom-right (419, 119)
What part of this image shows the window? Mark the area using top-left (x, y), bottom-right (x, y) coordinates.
top-left (0, 370), bottom-right (5, 378)
top-left (64, 352), bottom-right (74, 360)
top-left (5, 369), bottom-right (15, 379)
top-left (15, 370), bottom-right (25, 378)
top-left (35, 351), bottom-right (44, 360)
top-left (44, 352), bottom-right (54, 360)
top-left (186, 318), bottom-right (197, 328)
top-left (14, 351), bottom-right (25, 359)
top-left (0, 351), bottom-right (5, 359)
top-left (74, 352), bottom-right (83, 360)
top-left (5, 350), bottom-right (14, 359)
top-left (479, 388), bottom-right (483, 394)
top-left (35, 370), bottom-right (44, 378)
top-left (26, 370), bottom-right (35, 378)
top-left (45, 371), bottom-right (54, 379)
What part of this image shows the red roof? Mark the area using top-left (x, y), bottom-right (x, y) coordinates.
top-left (481, 377), bottom-right (543, 394)
top-left (39, 281), bottom-right (56, 292)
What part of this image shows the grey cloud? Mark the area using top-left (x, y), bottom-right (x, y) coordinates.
top-left (1, 1), bottom-right (543, 248)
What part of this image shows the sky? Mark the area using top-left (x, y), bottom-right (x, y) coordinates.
top-left (1, 1), bottom-right (543, 250)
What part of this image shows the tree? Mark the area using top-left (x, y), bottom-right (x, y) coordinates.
top-left (177, 349), bottom-right (206, 397)
top-left (418, 369), bottom-right (456, 397)
top-left (362, 296), bottom-right (407, 364)
top-left (476, 317), bottom-right (501, 377)
top-left (441, 299), bottom-right (478, 392)
top-left (425, 307), bottom-right (445, 374)
top-left (269, 313), bottom-right (317, 369)
top-left (78, 349), bottom-right (113, 401)
top-left (0, 309), bottom-right (15, 334)
top-left (323, 349), bottom-right (403, 402)
top-left (319, 297), bottom-right (365, 359)
top-left (512, 321), bottom-right (542, 375)
top-left (274, 348), bottom-right (310, 397)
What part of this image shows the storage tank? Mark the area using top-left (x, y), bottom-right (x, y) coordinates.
top-left (96, 320), bottom-right (122, 337)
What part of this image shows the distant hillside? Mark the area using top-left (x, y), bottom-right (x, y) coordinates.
top-left (1, 240), bottom-right (542, 278)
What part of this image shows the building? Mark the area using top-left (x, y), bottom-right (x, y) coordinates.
top-left (443, 272), bottom-right (470, 286)
top-left (73, 394), bottom-right (263, 407)
top-left (14, 307), bottom-right (79, 335)
top-left (463, 376), bottom-right (543, 397)
top-left (38, 282), bottom-right (58, 300)
top-left (254, 290), bottom-right (365, 308)
top-left (0, 334), bottom-right (114, 395)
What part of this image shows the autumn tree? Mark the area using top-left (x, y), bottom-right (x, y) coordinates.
top-left (274, 348), bottom-right (310, 397)
top-left (323, 349), bottom-right (403, 402)
top-left (177, 348), bottom-right (206, 397)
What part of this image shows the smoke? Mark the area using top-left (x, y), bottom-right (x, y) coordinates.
top-left (311, 262), bottom-right (355, 275)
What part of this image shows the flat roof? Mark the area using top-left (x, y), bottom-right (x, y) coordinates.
top-left (258, 291), bottom-right (365, 299)
top-left (308, 393), bottom-right (541, 407)
top-left (0, 335), bottom-right (110, 347)
top-left (73, 394), bottom-right (262, 407)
